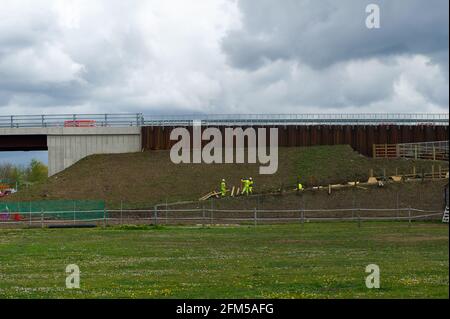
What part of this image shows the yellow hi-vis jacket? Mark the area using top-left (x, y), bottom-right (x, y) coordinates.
top-left (242, 179), bottom-right (250, 194)
top-left (220, 181), bottom-right (227, 194)
top-left (249, 180), bottom-right (254, 191)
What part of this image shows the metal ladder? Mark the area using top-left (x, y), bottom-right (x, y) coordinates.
top-left (442, 206), bottom-right (449, 223)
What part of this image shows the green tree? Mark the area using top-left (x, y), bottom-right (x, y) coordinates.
top-left (11, 166), bottom-right (25, 185)
top-left (0, 163), bottom-right (14, 180)
top-left (26, 159), bottom-right (48, 183)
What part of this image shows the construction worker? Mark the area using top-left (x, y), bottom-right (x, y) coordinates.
top-left (295, 177), bottom-right (303, 192)
top-left (220, 179), bottom-right (227, 197)
top-left (241, 177), bottom-right (249, 196)
top-left (248, 177), bottom-right (254, 194)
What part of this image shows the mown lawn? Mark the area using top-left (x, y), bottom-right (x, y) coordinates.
top-left (0, 222), bottom-right (448, 298)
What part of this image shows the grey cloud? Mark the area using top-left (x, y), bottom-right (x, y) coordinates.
top-left (222, 0), bottom-right (449, 70)
top-left (0, 0), bottom-right (448, 116)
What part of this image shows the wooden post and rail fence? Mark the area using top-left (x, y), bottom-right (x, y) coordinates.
top-left (373, 141), bottom-right (449, 161)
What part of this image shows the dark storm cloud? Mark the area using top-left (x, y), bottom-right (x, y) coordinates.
top-left (222, 0), bottom-right (449, 70)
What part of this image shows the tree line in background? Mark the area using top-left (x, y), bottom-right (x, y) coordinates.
top-left (0, 160), bottom-right (48, 187)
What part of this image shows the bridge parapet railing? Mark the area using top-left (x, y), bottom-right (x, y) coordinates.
top-left (1, 113), bottom-right (449, 128)
top-left (0, 113), bottom-right (144, 128)
top-left (143, 113), bottom-right (450, 126)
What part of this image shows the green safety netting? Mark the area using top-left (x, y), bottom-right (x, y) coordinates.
top-left (0, 200), bottom-right (105, 220)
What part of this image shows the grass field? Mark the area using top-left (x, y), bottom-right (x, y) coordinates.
top-left (0, 222), bottom-right (448, 298)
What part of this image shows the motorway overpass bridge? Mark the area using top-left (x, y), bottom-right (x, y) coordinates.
top-left (0, 113), bottom-right (448, 176)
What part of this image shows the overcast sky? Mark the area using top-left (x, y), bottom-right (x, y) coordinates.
top-left (0, 151), bottom-right (48, 166)
top-left (0, 0), bottom-right (448, 116)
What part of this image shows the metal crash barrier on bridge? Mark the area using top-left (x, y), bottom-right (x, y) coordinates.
top-left (1, 113), bottom-right (449, 128)
top-left (0, 113), bottom-right (144, 128)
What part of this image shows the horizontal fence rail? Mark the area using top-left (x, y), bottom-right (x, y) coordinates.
top-left (374, 141), bottom-right (449, 160)
top-left (0, 113), bottom-right (449, 128)
top-left (398, 141), bottom-right (449, 161)
top-left (0, 207), bottom-right (445, 227)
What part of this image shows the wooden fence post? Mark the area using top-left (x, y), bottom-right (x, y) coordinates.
top-left (29, 203), bottom-right (32, 227)
top-left (358, 214), bottom-right (361, 228)
top-left (165, 200), bottom-right (168, 224)
top-left (202, 205), bottom-right (206, 227)
top-left (210, 199), bottom-right (214, 226)
top-left (120, 201), bottom-right (123, 225)
top-left (408, 208), bottom-right (411, 227)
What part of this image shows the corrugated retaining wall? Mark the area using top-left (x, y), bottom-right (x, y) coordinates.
top-left (141, 125), bottom-right (449, 157)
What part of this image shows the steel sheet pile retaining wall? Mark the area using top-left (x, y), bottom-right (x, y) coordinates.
top-left (141, 125), bottom-right (449, 157)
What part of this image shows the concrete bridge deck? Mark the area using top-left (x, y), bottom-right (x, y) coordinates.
top-left (0, 113), bottom-right (448, 177)
top-left (0, 127), bottom-right (141, 176)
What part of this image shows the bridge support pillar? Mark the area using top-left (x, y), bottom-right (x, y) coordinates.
top-left (47, 128), bottom-right (141, 176)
